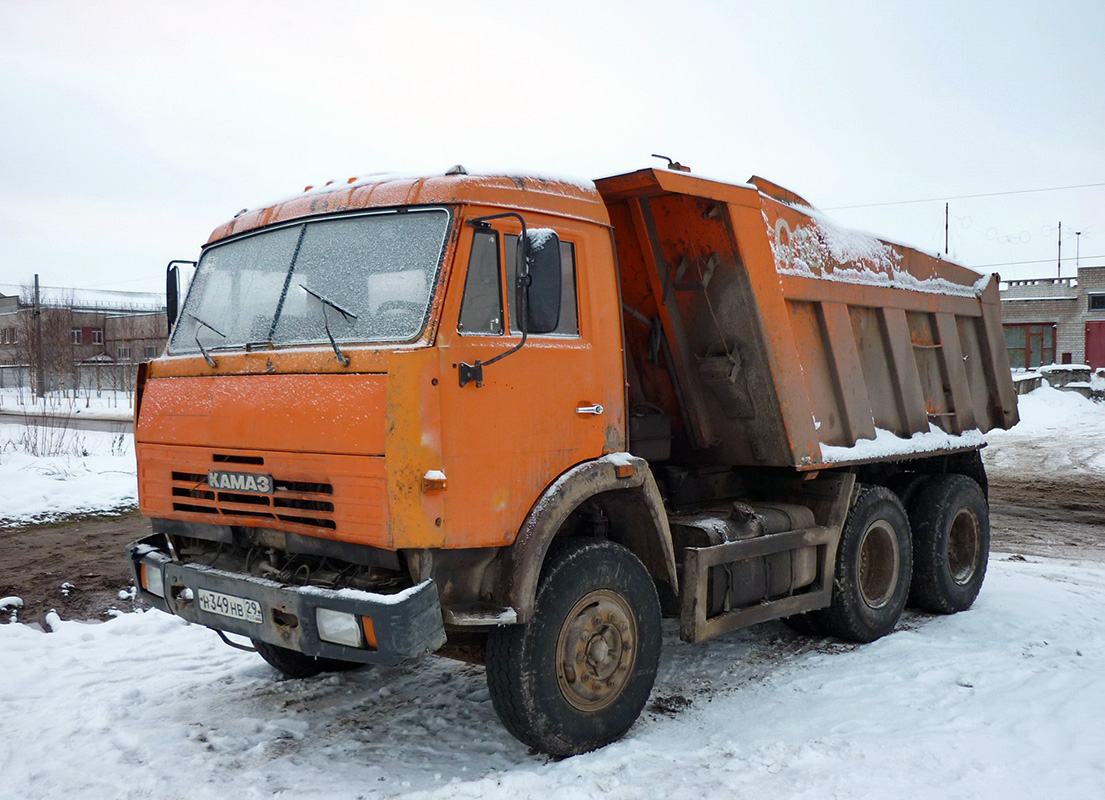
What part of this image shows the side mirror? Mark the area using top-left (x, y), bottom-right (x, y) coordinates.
top-left (165, 259), bottom-right (195, 332)
top-left (166, 263), bottom-right (180, 331)
top-left (520, 229), bottom-right (561, 334)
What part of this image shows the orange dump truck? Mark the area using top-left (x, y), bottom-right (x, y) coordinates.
top-left (129, 164), bottom-right (1018, 755)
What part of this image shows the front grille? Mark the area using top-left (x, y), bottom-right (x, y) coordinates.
top-left (171, 462), bottom-right (337, 531)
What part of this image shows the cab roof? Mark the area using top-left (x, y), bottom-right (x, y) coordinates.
top-left (206, 169), bottom-right (609, 245)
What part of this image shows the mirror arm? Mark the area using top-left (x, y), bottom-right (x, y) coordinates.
top-left (460, 213), bottom-right (531, 388)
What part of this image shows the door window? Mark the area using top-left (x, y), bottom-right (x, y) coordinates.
top-left (458, 230), bottom-right (503, 335)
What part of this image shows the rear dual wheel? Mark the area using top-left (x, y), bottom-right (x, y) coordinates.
top-left (906, 474), bottom-right (989, 614)
top-left (814, 486), bottom-right (913, 643)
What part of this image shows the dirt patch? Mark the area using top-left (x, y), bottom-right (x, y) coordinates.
top-left (0, 510), bottom-right (151, 626)
top-left (0, 471), bottom-right (1100, 627)
top-left (988, 473), bottom-right (1105, 563)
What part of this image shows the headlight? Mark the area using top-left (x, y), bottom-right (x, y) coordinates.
top-left (316, 608), bottom-right (363, 648)
top-left (140, 562), bottom-right (165, 598)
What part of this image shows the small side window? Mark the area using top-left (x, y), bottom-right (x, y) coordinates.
top-left (1089, 294), bottom-right (1105, 311)
top-left (506, 235), bottom-right (579, 337)
top-left (458, 230), bottom-right (503, 335)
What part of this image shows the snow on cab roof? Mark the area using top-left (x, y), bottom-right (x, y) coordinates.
top-left (208, 167), bottom-right (605, 245)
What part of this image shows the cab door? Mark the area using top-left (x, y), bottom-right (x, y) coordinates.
top-left (436, 217), bottom-right (624, 549)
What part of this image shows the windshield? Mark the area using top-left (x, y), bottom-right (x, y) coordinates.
top-left (169, 208), bottom-right (450, 355)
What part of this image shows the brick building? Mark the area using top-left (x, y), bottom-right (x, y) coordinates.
top-left (999, 265), bottom-right (1105, 369)
top-left (0, 284), bottom-right (167, 388)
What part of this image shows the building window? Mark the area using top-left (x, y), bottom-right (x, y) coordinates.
top-left (1004, 323), bottom-right (1056, 369)
top-left (1090, 294), bottom-right (1105, 311)
top-left (1, 329), bottom-right (7, 345)
top-left (71, 327), bottom-right (83, 345)
top-left (92, 328), bottom-right (104, 345)
top-left (143, 345), bottom-right (158, 360)
top-left (117, 346), bottom-right (132, 362)
top-left (10, 327), bottom-right (16, 344)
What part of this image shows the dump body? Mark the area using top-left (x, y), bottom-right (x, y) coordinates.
top-left (596, 169), bottom-right (1019, 469)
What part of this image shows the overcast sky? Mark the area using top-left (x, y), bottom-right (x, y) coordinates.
top-left (2, 0), bottom-right (1102, 295)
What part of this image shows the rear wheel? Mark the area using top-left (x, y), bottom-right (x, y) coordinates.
top-left (814, 486), bottom-right (912, 643)
top-left (252, 640), bottom-right (364, 679)
top-left (907, 474), bottom-right (989, 614)
top-left (486, 538), bottom-right (662, 756)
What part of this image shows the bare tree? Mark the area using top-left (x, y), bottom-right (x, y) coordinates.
top-left (15, 285), bottom-right (77, 403)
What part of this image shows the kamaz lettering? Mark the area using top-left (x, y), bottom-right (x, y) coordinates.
top-left (207, 471), bottom-right (273, 494)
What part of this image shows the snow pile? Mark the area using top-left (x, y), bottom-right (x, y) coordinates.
top-left (0, 557), bottom-right (1103, 798)
top-left (0, 423), bottom-right (136, 525)
top-left (983, 385), bottom-right (1105, 478)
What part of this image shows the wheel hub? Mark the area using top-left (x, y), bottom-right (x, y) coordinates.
top-left (557, 590), bottom-right (637, 711)
top-left (947, 509), bottom-right (980, 584)
top-left (858, 519), bottom-right (900, 609)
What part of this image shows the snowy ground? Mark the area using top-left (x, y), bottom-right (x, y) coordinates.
top-left (983, 385), bottom-right (1105, 480)
top-left (0, 423), bottom-right (136, 525)
top-left (0, 387), bottom-right (136, 525)
top-left (1, 558), bottom-right (1102, 799)
top-left (0, 386), bottom-right (1103, 798)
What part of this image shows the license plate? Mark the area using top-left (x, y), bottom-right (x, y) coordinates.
top-left (197, 588), bottom-right (263, 624)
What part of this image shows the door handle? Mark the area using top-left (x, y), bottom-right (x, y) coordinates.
top-left (576, 404), bottom-right (605, 416)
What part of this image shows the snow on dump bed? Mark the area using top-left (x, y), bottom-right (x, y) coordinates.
top-left (766, 207), bottom-right (983, 298)
top-left (819, 423), bottom-right (987, 464)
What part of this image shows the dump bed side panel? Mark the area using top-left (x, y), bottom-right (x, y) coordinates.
top-left (596, 169), bottom-right (1019, 470)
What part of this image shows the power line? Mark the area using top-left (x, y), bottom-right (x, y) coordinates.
top-left (825, 181), bottom-right (1105, 211)
top-left (972, 254), bottom-right (1105, 268)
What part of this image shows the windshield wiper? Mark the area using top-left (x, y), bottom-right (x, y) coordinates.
top-left (187, 313), bottom-right (226, 368)
top-left (299, 284), bottom-right (357, 367)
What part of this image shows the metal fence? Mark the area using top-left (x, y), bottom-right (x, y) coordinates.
top-left (0, 363), bottom-right (140, 396)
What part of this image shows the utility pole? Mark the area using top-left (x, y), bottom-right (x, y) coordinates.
top-left (1057, 221), bottom-right (1062, 279)
top-left (33, 273), bottom-right (45, 399)
top-left (944, 203), bottom-right (949, 255)
top-left (1076, 231), bottom-right (1082, 268)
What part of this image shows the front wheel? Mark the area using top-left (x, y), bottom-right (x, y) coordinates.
top-left (486, 538), bottom-right (662, 756)
top-left (814, 486), bottom-right (912, 643)
top-left (252, 640), bottom-right (365, 679)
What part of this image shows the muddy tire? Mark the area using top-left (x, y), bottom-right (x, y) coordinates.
top-left (886, 471), bottom-right (928, 510)
top-left (485, 538), bottom-right (662, 756)
top-left (252, 640), bottom-right (364, 679)
top-left (814, 486), bottom-right (912, 643)
top-left (907, 474), bottom-right (989, 614)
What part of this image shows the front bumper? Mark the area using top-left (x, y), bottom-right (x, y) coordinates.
top-left (127, 536), bottom-right (446, 667)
